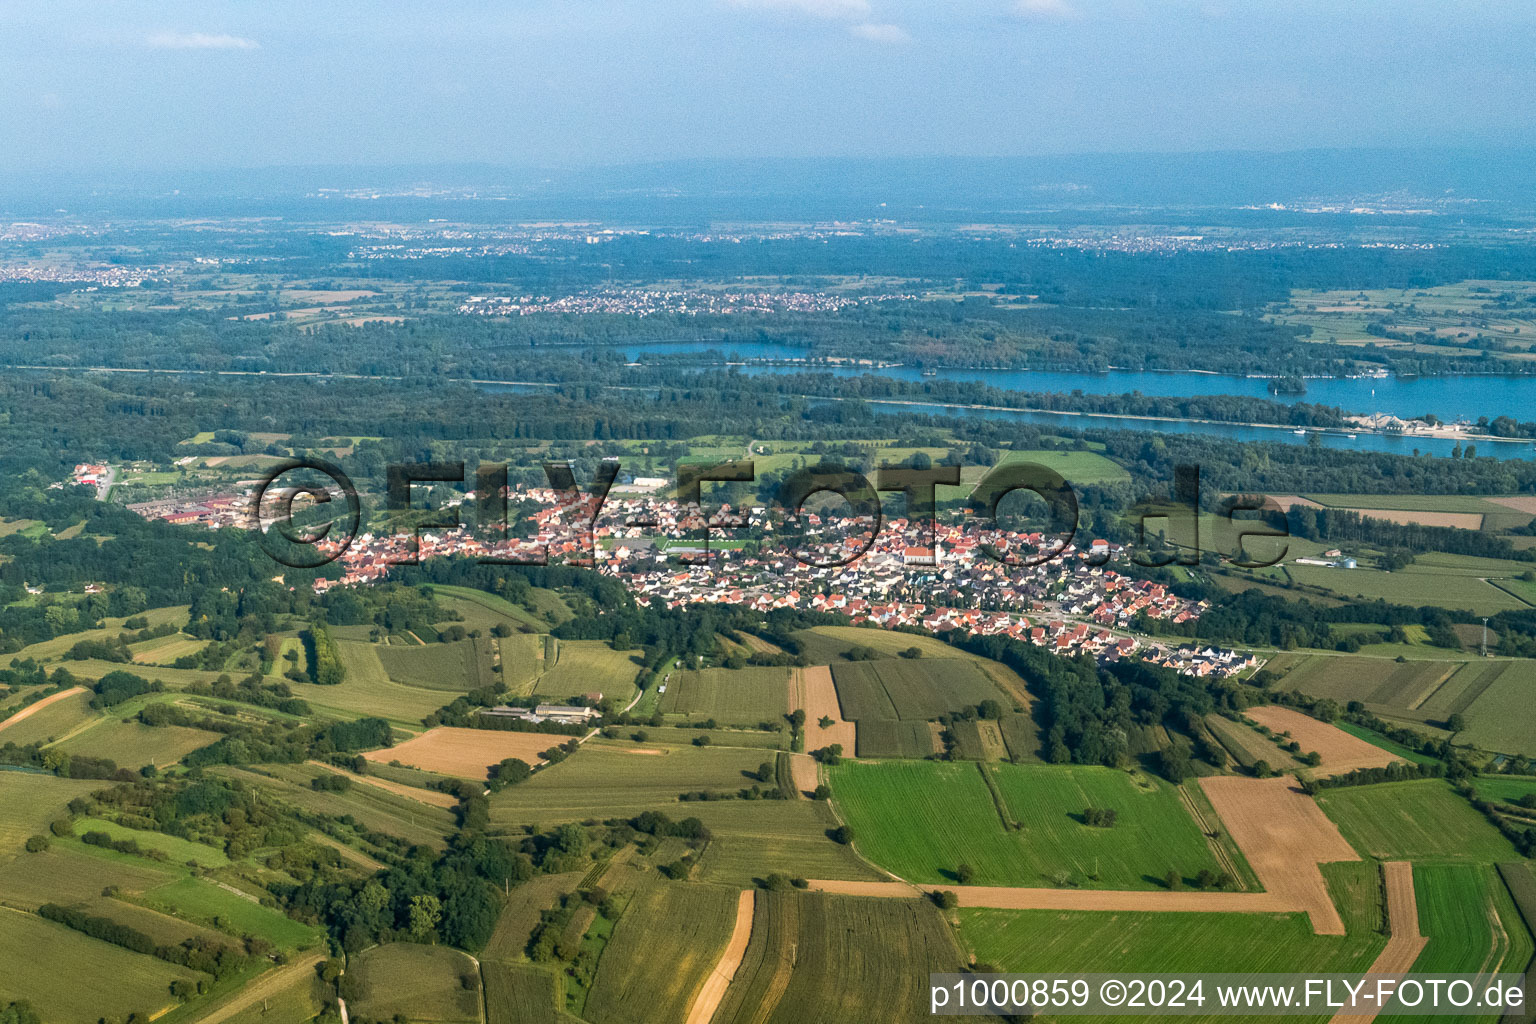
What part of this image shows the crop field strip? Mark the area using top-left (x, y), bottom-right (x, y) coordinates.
top-left (1376, 864), bottom-right (1535, 1024)
top-left (582, 880), bottom-right (740, 1024)
top-left (1316, 779), bottom-right (1522, 863)
top-left (533, 639), bottom-right (643, 700)
top-left (659, 666), bottom-right (794, 724)
top-left (377, 636), bottom-right (498, 691)
top-left (0, 904), bottom-right (202, 1023)
top-left (831, 760), bottom-right (1231, 891)
top-left (1328, 863), bottom-right (1426, 1024)
top-left (711, 891), bottom-right (982, 1024)
top-left (347, 942), bottom-right (483, 1024)
top-left (1242, 706), bottom-right (1405, 778)
top-left (366, 725), bottom-right (561, 780)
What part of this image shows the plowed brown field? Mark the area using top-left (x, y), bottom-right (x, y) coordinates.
top-left (1245, 706), bottom-right (1405, 778)
top-left (792, 666), bottom-right (856, 755)
top-left (1200, 776), bottom-right (1360, 935)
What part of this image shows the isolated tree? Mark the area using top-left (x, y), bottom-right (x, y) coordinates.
top-left (831, 825), bottom-right (854, 845)
top-left (1164, 870), bottom-right (1182, 891)
top-left (956, 862), bottom-right (975, 885)
top-left (1446, 713), bottom-right (1467, 733)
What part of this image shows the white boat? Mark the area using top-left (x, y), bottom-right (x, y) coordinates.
top-left (1346, 433), bottom-right (1357, 439)
top-left (1292, 429), bottom-right (1308, 436)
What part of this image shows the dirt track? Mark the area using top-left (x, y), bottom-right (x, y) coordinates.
top-left (1328, 862), bottom-right (1425, 1024)
top-left (684, 889), bottom-right (756, 1024)
top-left (1244, 706), bottom-right (1405, 778)
top-left (308, 759), bottom-right (459, 809)
top-left (789, 753), bottom-right (819, 797)
top-left (1200, 776), bottom-right (1359, 935)
top-left (185, 952), bottom-right (326, 1024)
top-left (792, 666), bottom-right (856, 755)
top-left (0, 686), bottom-right (86, 735)
top-left (805, 879), bottom-right (1297, 914)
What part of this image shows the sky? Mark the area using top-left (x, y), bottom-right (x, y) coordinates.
top-left (3, 0), bottom-right (1535, 170)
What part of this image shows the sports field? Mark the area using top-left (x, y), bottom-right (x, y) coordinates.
top-left (348, 942), bottom-right (483, 1023)
top-left (659, 666), bottom-right (793, 724)
top-left (831, 760), bottom-right (1224, 889)
top-left (1317, 780), bottom-right (1521, 863)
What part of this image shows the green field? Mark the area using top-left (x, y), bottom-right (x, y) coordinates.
top-left (56, 718), bottom-right (220, 769)
top-left (791, 625), bottom-right (979, 664)
top-left (74, 816), bottom-right (230, 867)
top-left (0, 843), bottom-right (180, 909)
top-left (583, 881), bottom-right (739, 1024)
top-left (1458, 660), bottom-right (1536, 756)
top-left (534, 639), bottom-right (642, 701)
top-left (428, 583), bottom-right (552, 633)
top-left (0, 907), bottom-right (202, 1022)
top-left (830, 658), bottom-right (1002, 724)
top-left (140, 875), bottom-right (323, 952)
top-left (1317, 780), bottom-right (1520, 863)
top-left (498, 632), bottom-right (550, 693)
top-left (831, 760), bottom-right (1227, 888)
top-left (488, 745), bottom-right (872, 884)
top-left (0, 689), bottom-right (96, 746)
top-left (1333, 722), bottom-right (1442, 766)
top-left (854, 719), bottom-right (937, 758)
top-left (3, 605), bottom-right (189, 666)
top-left (1378, 864), bottom-right (1534, 1024)
top-left (284, 639), bottom-right (455, 726)
top-left (658, 666), bottom-right (791, 724)
top-left (216, 764), bottom-right (456, 849)
top-left (1284, 563), bottom-right (1527, 616)
top-left (128, 632), bottom-right (210, 665)
top-left (377, 636), bottom-right (497, 691)
top-left (348, 943), bottom-right (482, 1023)
top-left (1472, 775), bottom-right (1536, 805)
top-left (0, 773), bottom-right (103, 857)
top-left (484, 960), bottom-right (579, 1024)
top-left (714, 891), bottom-right (974, 1024)
top-left (220, 969), bottom-right (328, 1024)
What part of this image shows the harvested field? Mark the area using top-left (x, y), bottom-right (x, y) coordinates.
top-left (792, 666), bottom-right (856, 755)
top-left (1206, 714), bottom-right (1301, 771)
top-left (0, 685), bottom-right (87, 736)
top-left (1200, 776), bottom-right (1360, 935)
top-left (684, 890), bottom-right (755, 1024)
top-left (806, 879), bottom-right (1297, 914)
top-left (309, 760), bottom-right (459, 808)
top-left (366, 725), bottom-right (561, 779)
top-left (1353, 509), bottom-right (1485, 529)
top-left (1329, 862), bottom-right (1426, 1024)
top-left (1490, 495), bottom-right (1536, 514)
top-left (789, 753), bottom-right (819, 797)
top-left (1244, 706), bottom-right (1405, 777)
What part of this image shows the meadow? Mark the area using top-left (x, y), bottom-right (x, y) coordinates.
top-left (347, 943), bottom-right (483, 1023)
top-left (533, 639), bottom-right (643, 701)
top-left (0, 689), bottom-right (95, 746)
top-left (583, 881), bottom-right (739, 1024)
top-left (658, 666), bottom-right (793, 724)
top-left (285, 639), bottom-right (454, 727)
top-left (74, 815), bottom-right (230, 867)
top-left (140, 875), bottom-right (324, 952)
top-left (215, 765), bottom-right (456, 850)
top-left (830, 760), bottom-right (1226, 889)
top-left (56, 718), bottom-right (220, 769)
top-left (1471, 775), bottom-right (1536, 804)
top-left (0, 907), bottom-right (200, 1023)
top-left (0, 772), bottom-right (103, 858)
top-left (713, 891), bottom-right (973, 1024)
top-left (0, 842), bottom-right (179, 909)
top-left (1317, 780), bottom-right (1521, 863)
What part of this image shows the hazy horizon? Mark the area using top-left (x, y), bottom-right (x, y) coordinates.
top-left (4, 0), bottom-right (1533, 171)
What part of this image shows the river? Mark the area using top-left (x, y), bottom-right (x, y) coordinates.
top-left (589, 341), bottom-right (1536, 461)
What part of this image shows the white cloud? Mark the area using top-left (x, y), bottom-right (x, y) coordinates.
top-left (1014, 0), bottom-right (1079, 20)
top-left (728, 0), bottom-right (871, 20)
top-left (849, 22), bottom-right (910, 43)
top-left (146, 31), bottom-right (260, 50)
